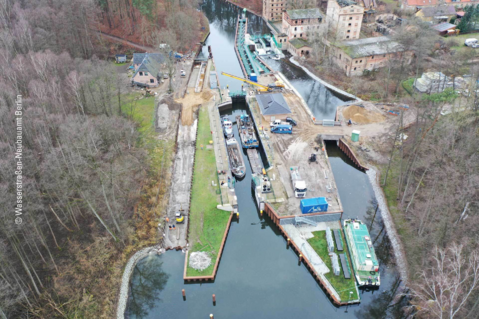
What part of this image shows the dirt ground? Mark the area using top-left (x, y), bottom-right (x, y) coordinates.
top-left (175, 90), bottom-right (214, 126)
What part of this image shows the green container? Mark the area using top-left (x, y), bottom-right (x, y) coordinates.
top-left (351, 130), bottom-right (360, 142)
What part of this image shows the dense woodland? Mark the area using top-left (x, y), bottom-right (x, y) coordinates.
top-left (0, 0), bottom-right (199, 317)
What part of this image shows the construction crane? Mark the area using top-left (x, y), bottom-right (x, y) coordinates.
top-left (221, 72), bottom-right (271, 92)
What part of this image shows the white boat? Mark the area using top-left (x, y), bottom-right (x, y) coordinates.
top-left (271, 55), bottom-right (280, 61)
top-left (226, 138), bottom-right (246, 178)
top-left (221, 116), bottom-right (233, 138)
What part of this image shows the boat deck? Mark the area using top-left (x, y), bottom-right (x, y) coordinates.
top-left (247, 149), bottom-right (264, 175)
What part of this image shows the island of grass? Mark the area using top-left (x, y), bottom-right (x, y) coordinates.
top-left (307, 230), bottom-right (359, 302)
top-left (186, 106), bottom-right (231, 277)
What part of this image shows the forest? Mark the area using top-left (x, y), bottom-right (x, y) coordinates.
top-left (0, 0), bottom-right (199, 317)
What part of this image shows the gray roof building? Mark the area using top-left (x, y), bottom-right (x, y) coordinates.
top-left (420, 5), bottom-right (455, 18)
top-left (337, 0), bottom-right (358, 7)
top-left (286, 8), bottom-right (323, 20)
top-left (432, 22), bottom-right (456, 32)
top-left (256, 93), bottom-right (292, 115)
top-left (339, 36), bottom-right (403, 58)
top-left (132, 53), bottom-right (165, 78)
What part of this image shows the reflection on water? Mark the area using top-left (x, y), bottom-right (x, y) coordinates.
top-left (126, 255), bottom-right (169, 318)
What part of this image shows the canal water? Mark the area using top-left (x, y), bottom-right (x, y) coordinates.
top-left (125, 1), bottom-right (402, 318)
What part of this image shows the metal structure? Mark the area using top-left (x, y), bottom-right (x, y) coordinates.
top-left (294, 216), bottom-right (317, 227)
top-left (221, 72), bottom-right (271, 92)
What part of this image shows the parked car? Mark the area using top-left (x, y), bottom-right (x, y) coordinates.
top-left (180, 70), bottom-right (186, 77)
top-left (270, 119), bottom-right (282, 127)
top-left (285, 117), bottom-right (297, 126)
top-left (163, 73), bottom-right (169, 79)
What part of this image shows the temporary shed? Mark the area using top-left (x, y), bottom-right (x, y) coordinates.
top-left (256, 93), bottom-right (292, 121)
top-left (115, 54), bottom-right (127, 63)
top-left (300, 197), bottom-right (328, 214)
top-left (326, 227), bottom-right (335, 252)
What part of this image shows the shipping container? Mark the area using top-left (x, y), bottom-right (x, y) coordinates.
top-left (300, 197), bottom-right (328, 214)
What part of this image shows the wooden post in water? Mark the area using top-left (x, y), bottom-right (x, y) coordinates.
top-left (182, 289), bottom-right (186, 301)
top-left (212, 294), bottom-right (216, 305)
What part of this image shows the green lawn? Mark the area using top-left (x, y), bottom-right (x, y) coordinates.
top-left (186, 106), bottom-right (231, 277)
top-left (401, 78), bottom-right (415, 96)
top-left (307, 230), bottom-right (359, 302)
top-left (120, 94), bottom-right (174, 170)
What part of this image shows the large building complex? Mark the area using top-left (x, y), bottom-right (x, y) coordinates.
top-left (282, 8), bottom-right (324, 40)
top-left (326, 0), bottom-right (364, 40)
top-left (263, 0), bottom-right (286, 21)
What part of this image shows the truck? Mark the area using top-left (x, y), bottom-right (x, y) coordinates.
top-left (300, 197), bottom-right (328, 214)
top-left (290, 166), bottom-right (307, 198)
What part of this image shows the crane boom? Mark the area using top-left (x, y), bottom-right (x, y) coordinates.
top-left (221, 72), bottom-right (270, 91)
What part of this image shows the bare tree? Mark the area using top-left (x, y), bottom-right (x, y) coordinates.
top-left (410, 243), bottom-right (479, 319)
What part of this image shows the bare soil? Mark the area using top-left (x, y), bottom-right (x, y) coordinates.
top-left (176, 89), bottom-right (214, 126)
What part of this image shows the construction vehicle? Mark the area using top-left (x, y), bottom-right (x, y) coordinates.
top-left (309, 153), bottom-right (317, 163)
top-left (290, 166), bottom-right (307, 198)
top-left (175, 212), bottom-right (184, 223)
top-left (221, 72), bottom-right (274, 93)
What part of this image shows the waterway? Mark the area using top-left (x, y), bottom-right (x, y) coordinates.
top-left (125, 1), bottom-right (404, 318)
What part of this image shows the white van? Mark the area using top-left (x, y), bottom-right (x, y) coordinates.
top-left (465, 38), bottom-right (478, 47)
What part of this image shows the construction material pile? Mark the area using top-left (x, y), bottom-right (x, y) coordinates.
top-left (342, 105), bottom-right (385, 124)
top-left (189, 252), bottom-right (212, 271)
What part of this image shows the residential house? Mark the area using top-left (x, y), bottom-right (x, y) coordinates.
top-left (407, 0), bottom-right (471, 8)
top-left (282, 8), bottom-right (325, 41)
top-left (263, 0), bottom-right (286, 21)
top-left (131, 53), bottom-right (165, 88)
top-left (326, 0), bottom-right (364, 40)
top-left (432, 22), bottom-right (457, 35)
top-left (415, 6), bottom-right (456, 23)
top-left (331, 36), bottom-right (410, 76)
top-left (255, 93), bottom-right (292, 121)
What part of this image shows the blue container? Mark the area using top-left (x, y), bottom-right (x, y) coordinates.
top-left (250, 73), bottom-right (257, 82)
top-left (300, 197), bottom-right (328, 214)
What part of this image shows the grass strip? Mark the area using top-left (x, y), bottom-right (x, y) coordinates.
top-left (307, 230), bottom-right (359, 302)
top-left (186, 106), bottom-right (231, 277)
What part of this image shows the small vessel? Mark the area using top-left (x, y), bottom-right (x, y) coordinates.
top-left (271, 55), bottom-right (280, 61)
top-left (343, 219), bottom-right (380, 287)
top-left (221, 116), bottom-right (233, 138)
top-left (226, 138), bottom-right (246, 178)
top-left (236, 113), bottom-right (259, 149)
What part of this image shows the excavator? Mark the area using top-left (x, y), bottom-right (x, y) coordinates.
top-left (221, 72), bottom-right (283, 93)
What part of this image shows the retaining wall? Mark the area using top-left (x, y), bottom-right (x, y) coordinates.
top-left (263, 203), bottom-right (358, 306)
top-left (338, 139), bottom-right (368, 172)
top-left (279, 212), bottom-right (342, 225)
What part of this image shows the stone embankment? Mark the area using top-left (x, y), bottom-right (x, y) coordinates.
top-left (366, 167), bottom-right (409, 283)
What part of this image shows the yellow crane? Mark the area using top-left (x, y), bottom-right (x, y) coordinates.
top-left (221, 72), bottom-right (271, 92)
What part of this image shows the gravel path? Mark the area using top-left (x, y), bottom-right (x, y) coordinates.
top-left (366, 167), bottom-right (409, 283)
top-left (116, 246), bottom-right (162, 319)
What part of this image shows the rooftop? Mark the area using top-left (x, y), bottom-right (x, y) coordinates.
top-left (256, 93), bottom-right (292, 115)
top-left (418, 5), bottom-right (456, 17)
top-left (407, 0), bottom-right (469, 6)
top-left (289, 38), bottom-right (310, 49)
top-left (286, 8), bottom-right (323, 19)
top-left (338, 36), bottom-right (403, 58)
top-left (132, 53), bottom-right (165, 78)
top-left (432, 22), bottom-right (456, 32)
top-left (337, 0), bottom-right (359, 7)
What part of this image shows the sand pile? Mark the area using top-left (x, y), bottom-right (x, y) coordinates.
top-left (201, 90), bottom-right (213, 101)
top-left (342, 105), bottom-right (385, 124)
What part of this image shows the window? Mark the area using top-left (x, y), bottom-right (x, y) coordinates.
top-left (360, 60), bottom-right (362, 62)
top-left (348, 23), bottom-right (351, 26)
top-left (371, 55), bottom-right (374, 59)
top-left (294, 27), bottom-right (297, 31)
top-left (355, 60), bottom-right (358, 63)
top-left (347, 30), bottom-right (350, 33)
top-left (300, 33), bottom-right (302, 37)
top-left (294, 35), bottom-right (297, 37)
top-left (349, 17), bottom-right (353, 20)
top-left (139, 71), bottom-right (143, 76)
top-left (339, 54), bottom-right (342, 59)
top-left (354, 67), bottom-right (357, 70)
top-left (301, 20), bottom-right (304, 23)
top-left (150, 79), bottom-right (154, 83)
top-left (346, 36), bottom-right (350, 38)
top-left (383, 54), bottom-right (386, 57)
top-left (145, 72), bottom-right (148, 76)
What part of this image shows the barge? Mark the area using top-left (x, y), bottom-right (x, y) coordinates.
top-left (343, 219), bottom-right (380, 287)
top-left (236, 113), bottom-right (259, 148)
top-left (226, 138), bottom-right (246, 179)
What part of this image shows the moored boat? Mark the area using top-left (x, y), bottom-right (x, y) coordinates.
top-left (343, 219), bottom-right (380, 287)
top-left (221, 116), bottom-right (233, 138)
top-left (236, 113), bottom-right (259, 149)
top-left (226, 138), bottom-right (246, 178)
